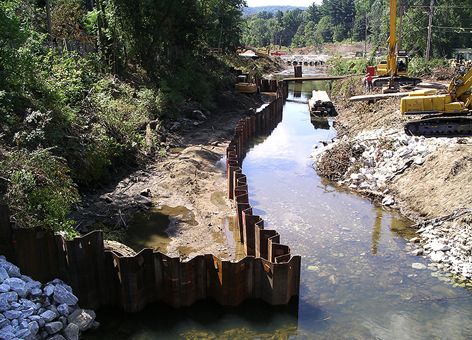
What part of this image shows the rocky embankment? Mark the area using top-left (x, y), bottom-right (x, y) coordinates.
top-left (313, 128), bottom-right (455, 206)
top-left (313, 96), bottom-right (472, 283)
top-left (409, 209), bottom-right (472, 284)
top-left (0, 257), bottom-right (96, 340)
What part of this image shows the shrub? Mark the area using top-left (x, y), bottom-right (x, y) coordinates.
top-left (0, 148), bottom-right (80, 238)
top-left (408, 57), bottom-right (447, 77)
top-left (328, 57), bottom-right (369, 76)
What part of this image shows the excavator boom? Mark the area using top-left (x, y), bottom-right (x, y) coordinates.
top-left (372, 0), bottom-right (421, 89)
top-left (387, 0), bottom-right (398, 77)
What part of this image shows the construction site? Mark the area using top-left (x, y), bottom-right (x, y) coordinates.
top-left (0, 0), bottom-right (472, 339)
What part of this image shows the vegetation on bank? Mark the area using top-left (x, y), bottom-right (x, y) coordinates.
top-left (0, 0), bottom-right (246, 236)
top-left (243, 0), bottom-right (471, 58)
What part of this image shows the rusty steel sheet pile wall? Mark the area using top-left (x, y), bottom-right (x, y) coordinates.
top-left (0, 208), bottom-right (300, 312)
top-left (0, 80), bottom-right (300, 313)
top-left (226, 80), bottom-right (301, 293)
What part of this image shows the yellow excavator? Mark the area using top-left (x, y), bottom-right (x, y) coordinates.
top-left (401, 66), bottom-right (472, 136)
top-left (372, 0), bottom-right (421, 91)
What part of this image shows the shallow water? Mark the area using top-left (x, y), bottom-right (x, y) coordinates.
top-left (87, 84), bottom-right (472, 339)
top-left (125, 205), bottom-right (197, 252)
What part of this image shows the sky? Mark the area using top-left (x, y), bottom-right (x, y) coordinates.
top-left (246, 0), bottom-right (321, 7)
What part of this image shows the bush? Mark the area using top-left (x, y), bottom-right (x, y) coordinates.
top-left (0, 148), bottom-right (80, 238)
top-left (408, 57), bottom-right (447, 77)
top-left (328, 57), bottom-right (369, 76)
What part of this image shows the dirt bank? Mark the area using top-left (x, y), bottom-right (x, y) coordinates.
top-left (73, 91), bottom-right (263, 261)
top-left (314, 78), bottom-right (472, 281)
top-left (316, 81), bottom-right (472, 220)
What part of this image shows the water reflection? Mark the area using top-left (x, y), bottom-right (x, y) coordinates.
top-left (88, 300), bottom-right (302, 340)
top-left (310, 116), bottom-right (330, 130)
top-left (89, 85), bottom-right (472, 339)
top-left (371, 209), bottom-right (382, 255)
top-left (241, 87), bottom-right (472, 338)
top-left (293, 82), bottom-right (303, 98)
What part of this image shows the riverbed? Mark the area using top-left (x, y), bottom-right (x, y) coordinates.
top-left (86, 83), bottom-right (472, 339)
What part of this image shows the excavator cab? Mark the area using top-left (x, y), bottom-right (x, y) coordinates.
top-left (235, 73), bottom-right (258, 94)
top-left (396, 51), bottom-right (409, 75)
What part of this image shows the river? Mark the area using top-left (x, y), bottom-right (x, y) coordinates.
top-left (86, 83), bottom-right (472, 339)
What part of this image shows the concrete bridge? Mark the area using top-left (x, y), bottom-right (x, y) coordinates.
top-left (279, 54), bottom-right (330, 67)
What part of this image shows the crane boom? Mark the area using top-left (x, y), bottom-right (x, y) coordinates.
top-left (387, 0), bottom-right (398, 77)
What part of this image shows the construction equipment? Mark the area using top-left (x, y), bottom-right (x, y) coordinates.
top-left (308, 90), bottom-right (337, 117)
top-left (401, 66), bottom-right (472, 136)
top-left (371, 0), bottom-right (421, 91)
top-left (235, 73), bottom-right (258, 94)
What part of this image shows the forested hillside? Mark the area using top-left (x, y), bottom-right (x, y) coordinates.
top-left (242, 0), bottom-right (472, 57)
top-left (0, 0), bottom-right (245, 236)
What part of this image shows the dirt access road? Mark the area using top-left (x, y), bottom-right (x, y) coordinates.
top-left (73, 91), bottom-right (263, 261)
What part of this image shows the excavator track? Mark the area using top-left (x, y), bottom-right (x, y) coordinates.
top-left (405, 114), bottom-right (472, 137)
top-left (372, 76), bottom-right (422, 88)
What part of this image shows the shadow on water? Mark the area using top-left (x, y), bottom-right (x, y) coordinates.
top-left (86, 299), bottom-right (306, 340)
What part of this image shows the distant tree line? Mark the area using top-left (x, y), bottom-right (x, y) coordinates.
top-left (242, 0), bottom-right (472, 57)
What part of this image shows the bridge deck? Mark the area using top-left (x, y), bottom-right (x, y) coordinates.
top-left (283, 76), bottom-right (346, 82)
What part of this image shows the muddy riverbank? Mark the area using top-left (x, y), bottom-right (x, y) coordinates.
top-left (314, 81), bottom-right (472, 281)
top-left (72, 91), bottom-right (263, 260)
top-left (86, 82), bottom-right (472, 339)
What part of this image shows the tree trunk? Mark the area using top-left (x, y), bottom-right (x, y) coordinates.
top-left (45, 0), bottom-right (52, 45)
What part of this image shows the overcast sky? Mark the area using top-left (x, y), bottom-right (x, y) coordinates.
top-left (246, 0), bottom-right (321, 7)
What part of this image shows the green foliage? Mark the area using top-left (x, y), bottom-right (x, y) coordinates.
top-left (91, 78), bottom-right (154, 148)
top-left (0, 148), bottom-right (79, 238)
top-left (408, 57), bottom-right (447, 77)
top-left (328, 57), bottom-right (369, 76)
top-left (242, 0), bottom-right (472, 57)
top-left (42, 50), bottom-right (100, 107)
top-left (1, 0), bottom-right (246, 234)
top-left (331, 76), bottom-right (365, 98)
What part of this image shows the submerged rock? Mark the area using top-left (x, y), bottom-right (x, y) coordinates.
top-left (68, 309), bottom-right (96, 332)
top-left (412, 263), bottom-right (427, 270)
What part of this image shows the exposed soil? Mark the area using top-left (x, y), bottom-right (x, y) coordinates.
top-left (315, 76), bottom-right (472, 281)
top-left (324, 82), bottom-right (472, 221)
top-left (73, 90), bottom-right (263, 261)
top-left (393, 145), bottom-right (472, 219)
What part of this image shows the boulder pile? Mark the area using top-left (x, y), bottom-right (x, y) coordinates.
top-left (313, 128), bottom-right (452, 205)
top-left (409, 210), bottom-right (472, 281)
top-left (0, 256), bottom-right (97, 340)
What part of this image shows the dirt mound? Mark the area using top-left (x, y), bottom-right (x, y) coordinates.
top-left (394, 145), bottom-right (472, 219)
top-left (319, 88), bottom-right (472, 223)
top-left (334, 98), bottom-right (407, 137)
top-left (74, 92), bottom-right (262, 260)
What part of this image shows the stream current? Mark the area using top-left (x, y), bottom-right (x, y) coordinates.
top-left (87, 83), bottom-right (472, 339)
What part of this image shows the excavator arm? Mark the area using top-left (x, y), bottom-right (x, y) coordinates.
top-left (372, 0), bottom-right (421, 90)
top-left (386, 0), bottom-right (398, 77)
top-left (449, 67), bottom-right (472, 101)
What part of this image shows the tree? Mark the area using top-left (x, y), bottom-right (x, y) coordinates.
top-left (315, 16), bottom-right (334, 43)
